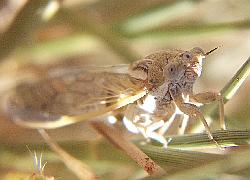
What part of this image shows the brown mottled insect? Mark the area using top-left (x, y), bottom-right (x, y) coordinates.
top-left (6, 47), bottom-right (225, 148)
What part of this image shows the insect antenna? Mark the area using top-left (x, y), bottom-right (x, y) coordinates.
top-left (205, 46), bottom-right (222, 56)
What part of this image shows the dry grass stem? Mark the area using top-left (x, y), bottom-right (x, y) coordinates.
top-left (91, 121), bottom-right (166, 176)
top-left (38, 129), bottom-right (98, 180)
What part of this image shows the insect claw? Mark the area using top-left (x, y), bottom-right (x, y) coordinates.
top-left (167, 137), bottom-right (172, 144)
top-left (163, 144), bottom-right (168, 149)
top-left (212, 139), bottom-right (225, 151)
top-left (162, 137), bottom-right (172, 149)
top-left (146, 138), bottom-right (151, 143)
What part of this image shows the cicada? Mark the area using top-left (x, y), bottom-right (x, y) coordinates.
top-left (6, 47), bottom-right (225, 147)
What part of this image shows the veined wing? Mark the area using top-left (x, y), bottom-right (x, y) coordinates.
top-left (5, 65), bottom-right (147, 129)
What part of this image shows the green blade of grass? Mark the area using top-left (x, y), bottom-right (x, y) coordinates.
top-left (134, 130), bottom-right (250, 172)
top-left (137, 144), bottom-right (222, 173)
top-left (137, 130), bottom-right (250, 150)
top-left (204, 56), bottom-right (250, 118)
top-left (164, 146), bottom-right (250, 180)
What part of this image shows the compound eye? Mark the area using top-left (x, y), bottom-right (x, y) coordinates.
top-left (191, 47), bottom-right (205, 55)
top-left (182, 52), bottom-right (192, 61)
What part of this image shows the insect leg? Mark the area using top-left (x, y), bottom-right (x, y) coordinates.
top-left (145, 120), bottom-right (172, 148)
top-left (178, 114), bottom-right (189, 135)
top-left (191, 92), bottom-right (225, 130)
top-left (175, 102), bottom-right (223, 149)
top-left (157, 105), bottom-right (176, 136)
top-left (158, 113), bottom-right (176, 136)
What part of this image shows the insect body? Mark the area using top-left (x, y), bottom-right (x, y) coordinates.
top-left (6, 47), bottom-right (224, 147)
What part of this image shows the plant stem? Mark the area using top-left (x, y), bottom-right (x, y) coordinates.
top-left (204, 56), bottom-right (250, 118)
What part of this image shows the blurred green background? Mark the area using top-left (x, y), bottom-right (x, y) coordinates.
top-left (0, 0), bottom-right (249, 179)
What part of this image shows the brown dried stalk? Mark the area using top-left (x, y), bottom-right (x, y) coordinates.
top-left (38, 129), bottom-right (98, 180)
top-left (91, 121), bottom-right (166, 176)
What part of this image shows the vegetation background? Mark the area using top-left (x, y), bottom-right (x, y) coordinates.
top-left (0, 0), bottom-right (249, 179)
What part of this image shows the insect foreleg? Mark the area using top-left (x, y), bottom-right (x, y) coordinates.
top-left (190, 92), bottom-right (225, 130)
top-left (175, 102), bottom-right (223, 149)
top-left (169, 84), bottom-right (223, 148)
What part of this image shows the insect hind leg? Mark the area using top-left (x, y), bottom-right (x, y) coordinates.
top-left (145, 120), bottom-right (172, 148)
top-left (158, 111), bottom-right (176, 136)
top-left (178, 114), bottom-right (189, 135)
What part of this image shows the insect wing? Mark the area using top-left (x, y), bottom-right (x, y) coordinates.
top-left (6, 65), bottom-right (146, 129)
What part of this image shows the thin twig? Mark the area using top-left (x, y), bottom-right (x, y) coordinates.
top-left (91, 121), bottom-right (166, 176)
top-left (38, 129), bottom-right (98, 180)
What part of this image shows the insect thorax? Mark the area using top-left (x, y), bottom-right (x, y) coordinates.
top-left (149, 78), bottom-right (194, 110)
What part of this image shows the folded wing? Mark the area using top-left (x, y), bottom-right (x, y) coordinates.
top-left (6, 65), bottom-right (146, 128)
